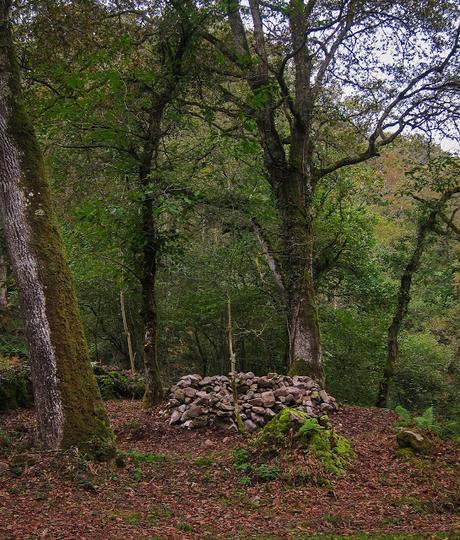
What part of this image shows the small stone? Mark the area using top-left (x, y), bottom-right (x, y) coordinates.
top-left (182, 420), bottom-right (194, 429)
top-left (319, 390), bottom-right (330, 403)
top-left (249, 398), bottom-right (264, 407)
top-left (261, 391), bottom-right (276, 407)
top-left (252, 406), bottom-right (266, 415)
top-left (199, 376), bottom-right (214, 386)
top-left (219, 403), bottom-right (234, 411)
top-left (174, 389), bottom-right (186, 402)
top-left (274, 388), bottom-right (288, 398)
top-left (251, 413), bottom-right (265, 426)
top-left (169, 410), bottom-right (182, 425)
top-left (193, 416), bottom-right (209, 427)
top-left (184, 387), bottom-right (197, 398)
top-left (244, 419), bottom-right (258, 432)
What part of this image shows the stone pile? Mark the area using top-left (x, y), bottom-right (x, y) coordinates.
top-left (162, 372), bottom-right (338, 432)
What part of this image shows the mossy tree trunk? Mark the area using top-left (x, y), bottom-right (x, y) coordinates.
top-left (0, 1), bottom-right (113, 451)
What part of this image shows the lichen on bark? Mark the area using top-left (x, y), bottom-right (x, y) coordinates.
top-left (0, 2), bottom-right (114, 454)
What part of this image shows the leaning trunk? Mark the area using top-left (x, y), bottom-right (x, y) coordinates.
top-left (141, 190), bottom-right (163, 406)
top-left (376, 208), bottom-right (437, 408)
top-left (0, 3), bottom-right (113, 451)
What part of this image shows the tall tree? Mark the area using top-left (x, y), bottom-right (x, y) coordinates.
top-left (0, 0), bottom-right (113, 450)
top-left (201, 0), bottom-right (460, 383)
top-left (20, 0), bottom-right (202, 405)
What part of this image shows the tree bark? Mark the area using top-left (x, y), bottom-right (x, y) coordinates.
top-left (120, 289), bottom-right (136, 374)
top-left (376, 187), bottom-right (459, 407)
top-left (0, 254), bottom-right (7, 308)
top-left (226, 0), bottom-right (324, 383)
top-left (141, 178), bottom-right (164, 406)
top-left (276, 172), bottom-right (323, 383)
top-left (0, 2), bottom-right (113, 451)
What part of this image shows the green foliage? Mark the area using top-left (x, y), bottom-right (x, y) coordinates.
top-left (193, 456), bottom-right (215, 467)
top-left (123, 450), bottom-right (167, 463)
top-left (96, 371), bottom-right (144, 401)
top-left (391, 333), bottom-right (452, 411)
top-left (0, 361), bottom-right (33, 411)
top-left (177, 523), bottom-right (193, 532)
top-left (393, 405), bottom-right (460, 445)
top-left (252, 464), bottom-right (280, 482)
top-left (414, 407), bottom-right (434, 430)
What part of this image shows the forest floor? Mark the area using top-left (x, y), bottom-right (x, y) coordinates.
top-left (0, 401), bottom-right (459, 540)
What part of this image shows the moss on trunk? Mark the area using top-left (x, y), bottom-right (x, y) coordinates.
top-left (0, 4), bottom-right (114, 454)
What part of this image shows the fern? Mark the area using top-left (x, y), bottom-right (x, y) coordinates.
top-left (414, 407), bottom-right (434, 431)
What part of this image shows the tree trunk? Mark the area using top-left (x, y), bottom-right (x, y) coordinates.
top-left (376, 205), bottom-right (441, 408)
top-left (0, 254), bottom-right (7, 308)
top-left (276, 172), bottom-right (324, 383)
top-left (141, 188), bottom-right (164, 406)
top-left (120, 289), bottom-right (136, 374)
top-left (0, 3), bottom-right (113, 451)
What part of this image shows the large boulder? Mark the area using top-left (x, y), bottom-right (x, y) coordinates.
top-left (396, 430), bottom-right (431, 454)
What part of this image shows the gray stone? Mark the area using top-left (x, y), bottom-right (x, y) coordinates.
top-left (261, 391), bottom-right (276, 407)
top-left (274, 388), bottom-right (288, 398)
top-left (251, 406), bottom-right (266, 415)
top-left (397, 430), bottom-right (431, 453)
top-left (251, 413), bottom-right (266, 426)
top-left (169, 410), bottom-right (182, 425)
top-left (244, 419), bottom-right (258, 432)
top-left (219, 403), bottom-right (234, 411)
top-left (184, 387), bottom-right (197, 398)
top-left (174, 389), bottom-right (186, 402)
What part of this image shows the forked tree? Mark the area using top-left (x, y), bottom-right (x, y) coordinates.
top-left (202, 0), bottom-right (460, 383)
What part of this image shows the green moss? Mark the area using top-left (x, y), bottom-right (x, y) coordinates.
top-left (193, 456), bottom-right (215, 467)
top-left (123, 449), bottom-right (167, 463)
top-left (0, 363), bottom-right (33, 411)
top-left (255, 408), bottom-right (353, 477)
top-left (1, 16), bottom-right (114, 453)
top-left (255, 407), bottom-right (313, 448)
top-left (309, 429), bottom-right (353, 476)
top-left (96, 371), bottom-right (144, 400)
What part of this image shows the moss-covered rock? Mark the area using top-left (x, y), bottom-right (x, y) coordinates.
top-left (96, 371), bottom-right (144, 400)
top-left (0, 361), bottom-right (144, 412)
top-left (0, 362), bottom-right (33, 411)
top-left (255, 407), bottom-right (353, 477)
top-left (396, 429), bottom-right (431, 454)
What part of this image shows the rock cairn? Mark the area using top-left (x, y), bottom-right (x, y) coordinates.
top-left (163, 372), bottom-right (338, 432)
